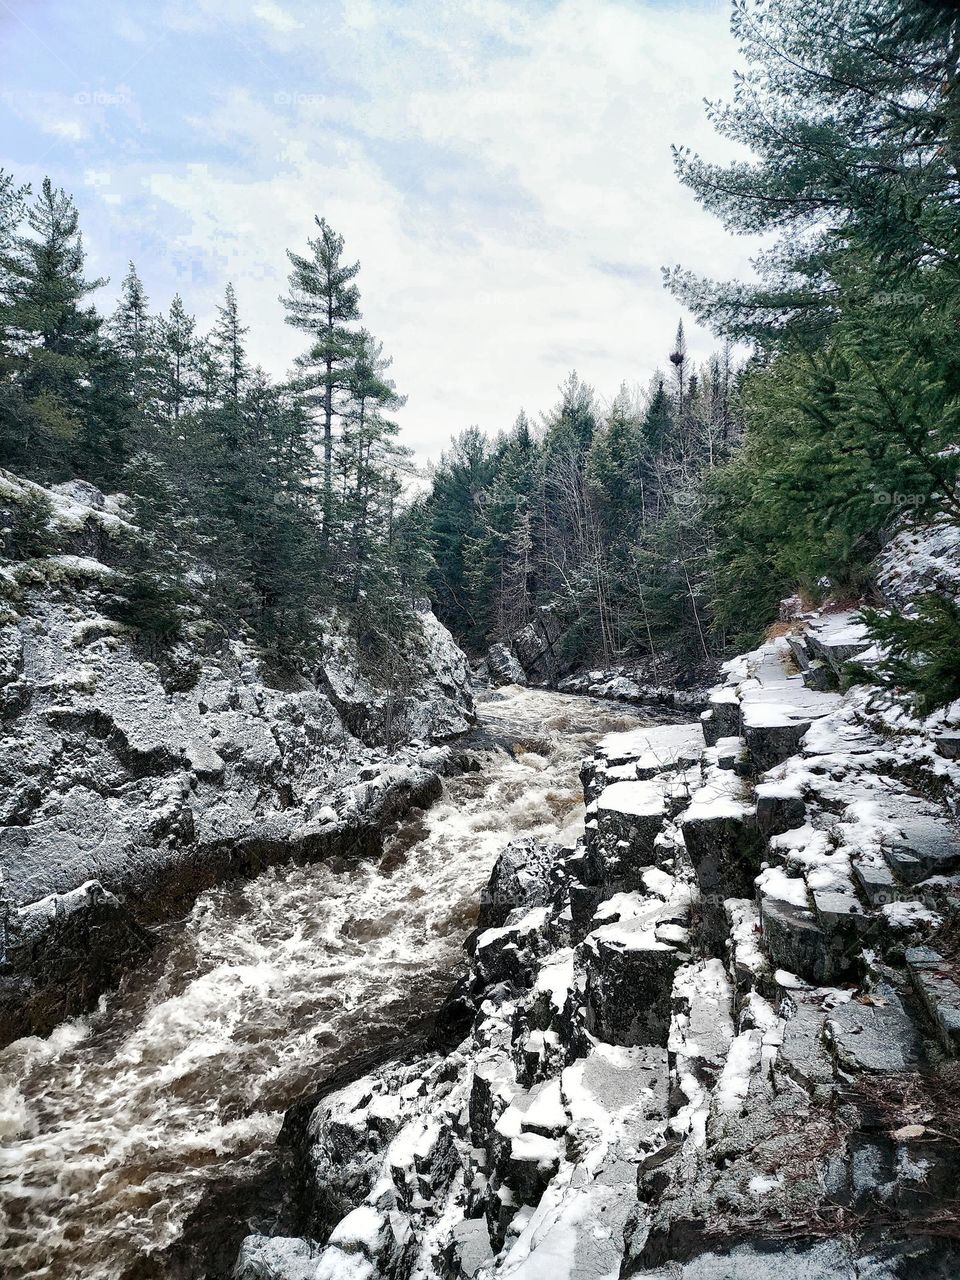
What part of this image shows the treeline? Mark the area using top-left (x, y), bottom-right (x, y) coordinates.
top-left (3, 0), bottom-right (956, 708)
top-left (670, 0), bottom-right (960, 709)
top-left (0, 174), bottom-right (423, 661)
top-left (424, 0), bottom-right (960, 709)
top-left (421, 338), bottom-right (738, 675)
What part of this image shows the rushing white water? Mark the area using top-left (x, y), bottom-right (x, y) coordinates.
top-left (0, 687), bottom-right (657, 1280)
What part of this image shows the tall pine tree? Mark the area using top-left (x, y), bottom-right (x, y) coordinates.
top-left (282, 217), bottom-right (361, 537)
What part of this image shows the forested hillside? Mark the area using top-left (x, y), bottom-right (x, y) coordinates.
top-left (0, 179), bottom-right (423, 667)
top-left (2, 0), bottom-right (957, 711)
top-left (421, 0), bottom-right (960, 708)
top-left (420, 340), bottom-right (737, 676)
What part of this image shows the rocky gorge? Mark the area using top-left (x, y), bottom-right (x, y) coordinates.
top-left (1, 467), bottom-right (959, 1280)
top-left (0, 481), bottom-right (659, 1280)
top-left (230, 526), bottom-right (960, 1280)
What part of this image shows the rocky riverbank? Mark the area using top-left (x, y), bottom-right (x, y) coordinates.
top-left (235, 609), bottom-right (960, 1279)
top-left (0, 686), bottom-right (652, 1280)
top-left (0, 470), bottom-right (476, 1046)
top-left (482, 605), bottom-right (714, 715)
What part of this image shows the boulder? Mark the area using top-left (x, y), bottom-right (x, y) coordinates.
top-left (589, 778), bottom-right (666, 886)
top-left (442, 1218), bottom-right (493, 1279)
top-left (804, 615), bottom-right (872, 679)
top-left (754, 780), bottom-right (807, 837)
top-left (743, 706), bottom-right (811, 773)
top-left (759, 896), bottom-right (837, 987)
top-left (679, 772), bottom-right (760, 946)
top-left (478, 838), bottom-right (563, 930)
top-left (486, 643), bottom-right (527, 687)
top-left (314, 1204), bottom-right (414, 1280)
top-left (906, 947), bottom-right (960, 1055)
top-left (584, 932), bottom-right (688, 1047)
top-left (883, 817), bottom-right (960, 885)
top-left (474, 907), bottom-right (553, 989)
top-left (509, 608), bottom-right (570, 685)
top-left (824, 982), bottom-right (922, 1074)
top-left (0, 879), bottom-right (153, 1044)
top-left (232, 1235), bottom-right (320, 1280)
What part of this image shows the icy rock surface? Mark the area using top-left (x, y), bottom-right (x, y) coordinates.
top-left (247, 612), bottom-right (960, 1279)
top-left (0, 472), bottom-right (475, 1042)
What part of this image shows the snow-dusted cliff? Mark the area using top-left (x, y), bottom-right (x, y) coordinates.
top-left (0, 470), bottom-right (476, 1044)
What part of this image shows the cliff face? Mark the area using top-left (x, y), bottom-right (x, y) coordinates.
top-left (0, 470), bottom-right (476, 1045)
top-left (235, 556), bottom-right (960, 1277)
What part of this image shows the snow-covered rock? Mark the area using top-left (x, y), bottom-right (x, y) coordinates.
top-left (485, 642), bottom-right (527, 688)
top-left (0, 473), bottom-right (475, 1044)
top-left (246, 598), bottom-right (960, 1279)
top-left (318, 602), bottom-right (475, 747)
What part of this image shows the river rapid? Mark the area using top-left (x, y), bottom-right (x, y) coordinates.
top-left (0, 686), bottom-right (661, 1279)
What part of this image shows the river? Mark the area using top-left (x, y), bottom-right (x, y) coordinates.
top-left (0, 686), bottom-right (660, 1279)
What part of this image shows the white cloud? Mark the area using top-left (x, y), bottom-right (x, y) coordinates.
top-left (133, 0), bottom-right (758, 460)
top-left (341, 0), bottom-right (376, 31)
top-left (46, 118), bottom-right (87, 140)
top-left (116, 14), bottom-right (149, 42)
top-left (252, 2), bottom-right (304, 34)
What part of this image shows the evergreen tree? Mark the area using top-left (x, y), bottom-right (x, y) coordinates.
top-left (210, 282), bottom-right (249, 412)
top-left (110, 262), bottom-right (154, 413)
top-left (236, 371), bottom-right (323, 649)
top-left (586, 386), bottom-right (647, 536)
top-left (203, 283), bottom-right (253, 530)
top-left (0, 178), bottom-right (125, 483)
top-left (641, 377), bottom-right (674, 455)
top-left (422, 427), bottom-right (496, 646)
top-left (282, 217), bottom-right (361, 536)
top-left (858, 596), bottom-right (960, 716)
top-left (105, 449), bottom-right (192, 647)
top-left (666, 0), bottom-right (960, 345)
top-left (664, 0), bottom-right (960, 697)
top-left (0, 170), bottom-right (28, 404)
top-left (465, 412), bottom-right (542, 640)
top-left (336, 329), bottom-right (408, 602)
top-left (542, 371), bottom-right (596, 460)
top-left (155, 294), bottom-right (198, 426)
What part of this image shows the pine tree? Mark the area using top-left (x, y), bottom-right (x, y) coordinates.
top-left (236, 371), bottom-right (323, 648)
top-left (0, 170), bottom-right (28, 387)
top-left (652, 0), bottom-right (960, 697)
top-left (155, 294), bottom-right (197, 426)
top-left (858, 596), bottom-right (960, 715)
top-left (666, 0), bottom-right (960, 345)
top-left (110, 263), bottom-right (154, 411)
top-left (0, 177), bottom-right (124, 482)
top-left (282, 217), bottom-right (361, 537)
top-left (210, 283), bottom-right (249, 412)
top-left (586, 385), bottom-right (647, 535)
top-left (638, 377), bottom-right (670, 457)
top-left (204, 283), bottom-right (252, 525)
top-left (467, 412), bottom-right (543, 641)
top-left (542, 371), bottom-right (596, 460)
top-left (336, 329), bottom-right (408, 601)
top-left (421, 426), bottom-right (496, 646)
top-left (106, 449), bottom-right (192, 647)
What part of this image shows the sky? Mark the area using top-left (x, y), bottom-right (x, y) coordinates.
top-left (0, 0), bottom-right (758, 463)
